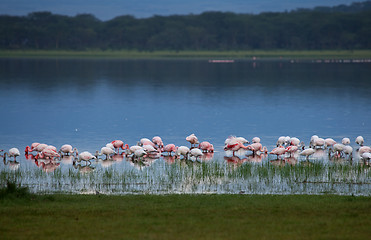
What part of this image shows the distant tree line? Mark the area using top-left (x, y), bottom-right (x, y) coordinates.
top-left (0, 1), bottom-right (370, 50)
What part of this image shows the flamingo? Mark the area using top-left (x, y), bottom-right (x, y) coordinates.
top-left (269, 146), bottom-right (286, 159)
top-left (311, 137), bottom-right (325, 149)
top-left (358, 146), bottom-right (371, 156)
top-left (186, 134), bottom-right (199, 148)
top-left (138, 138), bottom-right (152, 146)
top-left (59, 144), bottom-right (77, 156)
top-left (224, 139), bottom-right (248, 156)
top-left (246, 143), bottom-right (267, 155)
top-left (332, 143), bottom-right (345, 157)
top-left (277, 136), bottom-right (290, 147)
top-left (189, 148), bottom-right (203, 161)
top-left (342, 137), bottom-right (350, 145)
top-left (152, 136), bottom-right (164, 149)
top-left (77, 151), bottom-right (96, 164)
top-left (24, 142), bottom-right (40, 153)
top-left (325, 138), bottom-right (337, 148)
top-left (285, 145), bottom-right (298, 156)
top-left (299, 148), bottom-right (316, 160)
top-left (162, 144), bottom-right (177, 156)
top-left (343, 145), bottom-right (353, 158)
top-left (36, 146), bottom-right (60, 160)
top-left (96, 147), bottom-right (115, 160)
top-left (355, 136), bottom-right (364, 146)
top-left (111, 140), bottom-right (129, 153)
top-left (4, 148), bottom-right (20, 161)
top-left (143, 144), bottom-right (160, 156)
top-left (361, 152), bottom-right (371, 160)
top-left (235, 137), bottom-right (249, 144)
top-left (199, 141), bottom-right (214, 153)
top-left (25, 143), bottom-right (48, 153)
top-left (133, 149), bottom-right (147, 160)
top-left (176, 146), bottom-right (190, 159)
top-left (252, 137), bottom-right (261, 144)
top-left (290, 137), bottom-right (304, 147)
top-left (127, 145), bottom-right (144, 156)
top-left (310, 135), bottom-right (319, 146)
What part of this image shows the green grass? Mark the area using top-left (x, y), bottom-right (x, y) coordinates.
top-left (0, 183), bottom-right (370, 240)
top-left (0, 49), bottom-right (370, 60)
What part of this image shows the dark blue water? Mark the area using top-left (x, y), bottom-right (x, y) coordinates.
top-left (1, 59), bottom-right (370, 152)
top-left (1, 58), bottom-right (371, 195)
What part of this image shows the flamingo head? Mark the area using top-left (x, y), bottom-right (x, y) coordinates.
top-left (25, 146), bottom-right (31, 153)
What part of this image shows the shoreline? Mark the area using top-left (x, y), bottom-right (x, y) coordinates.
top-left (1, 49), bottom-right (371, 60)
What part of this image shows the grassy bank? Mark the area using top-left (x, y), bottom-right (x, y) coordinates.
top-left (0, 184), bottom-right (370, 239)
top-left (0, 49), bottom-right (370, 60)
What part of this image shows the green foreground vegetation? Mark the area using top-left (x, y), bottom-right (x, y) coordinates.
top-left (1, 49), bottom-right (371, 60)
top-left (0, 183), bottom-right (370, 240)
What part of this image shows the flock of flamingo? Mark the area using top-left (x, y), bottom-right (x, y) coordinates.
top-left (1, 134), bottom-right (370, 169)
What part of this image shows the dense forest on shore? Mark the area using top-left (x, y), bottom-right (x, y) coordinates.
top-left (0, 1), bottom-right (370, 51)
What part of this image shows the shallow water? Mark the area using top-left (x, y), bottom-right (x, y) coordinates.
top-left (0, 58), bottom-right (370, 195)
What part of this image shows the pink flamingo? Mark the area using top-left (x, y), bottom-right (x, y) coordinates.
top-left (186, 134), bottom-right (199, 148)
top-left (269, 146), bottom-right (286, 159)
top-left (77, 151), bottom-right (96, 163)
top-left (246, 143), bottom-right (267, 155)
top-left (162, 144), bottom-right (178, 156)
top-left (36, 146), bottom-right (60, 160)
top-left (3, 148), bottom-right (21, 161)
top-left (24, 142), bottom-right (40, 153)
top-left (325, 138), bottom-right (337, 148)
top-left (152, 136), bottom-right (164, 149)
top-left (199, 141), bottom-right (214, 153)
top-left (25, 143), bottom-right (48, 154)
top-left (59, 144), bottom-right (78, 156)
top-left (224, 140), bottom-right (248, 156)
top-left (111, 140), bottom-right (129, 153)
top-left (285, 145), bottom-right (298, 156)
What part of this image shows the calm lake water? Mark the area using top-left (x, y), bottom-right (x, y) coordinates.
top-left (0, 58), bottom-right (370, 195)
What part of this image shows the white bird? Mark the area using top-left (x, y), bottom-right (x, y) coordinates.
top-left (138, 138), bottom-right (152, 146)
top-left (312, 138), bottom-right (325, 149)
top-left (142, 144), bottom-right (158, 154)
top-left (189, 148), bottom-right (203, 160)
top-left (325, 138), bottom-right (337, 148)
top-left (358, 146), bottom-right (371, 156)
top-left (333, 143), bottom-right (345, 156)
top-left (343, 145), bottom-right (353, 158)
top-left (133, 149), bottom-right (147, 159)
top-left (127, 146), bottom-right (143, 155)
top-left (4, 148), bottom-right (20, 161)
top-left (289, 137), bottom-right (303, 147)
top-left (186, 134), bottom-right (199, 147)
top-left (96, 147), bottom-right (115, 160)
top-left (355, 136), bottom-right (364, 146)
top-left (276, 136), bottom-right (290, 146)
top-left (106, 143), bottom-right (115, 150)
top-left (361, 152), bottom-right (371, 160)
top-left (310, 135), bottom-right (319, 146)
top-left (299, 148), bottom-right (315, 159)
top-left (176, 146), bottom-right (190, 159)
top-left (342, 137), bottom-right (350, 145)
top-left (78, 151), bottom-right (96, 163)
top-left (252, 137), bottom-right (261, 144)
top-left (152, 136), bottom-right (164, 148)
top-left (59, 144), bottom-right (77, 156)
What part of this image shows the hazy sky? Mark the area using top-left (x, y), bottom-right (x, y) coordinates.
top-left (0, 0), bottom-right (359, 20)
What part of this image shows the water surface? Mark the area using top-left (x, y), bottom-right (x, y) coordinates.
top-left (0, 59), bottom-right (370, 194)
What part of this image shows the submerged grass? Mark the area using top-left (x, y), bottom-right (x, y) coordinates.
top-left (0, 159), bottom-right (369, 195)
top-left (0, 193), bottom-right (370, 240)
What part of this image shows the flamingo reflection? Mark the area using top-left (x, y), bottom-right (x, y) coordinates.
top-left (73, 160), bottom-right (95, 173)
top-left (35, 158), bottom-right (60, 173)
